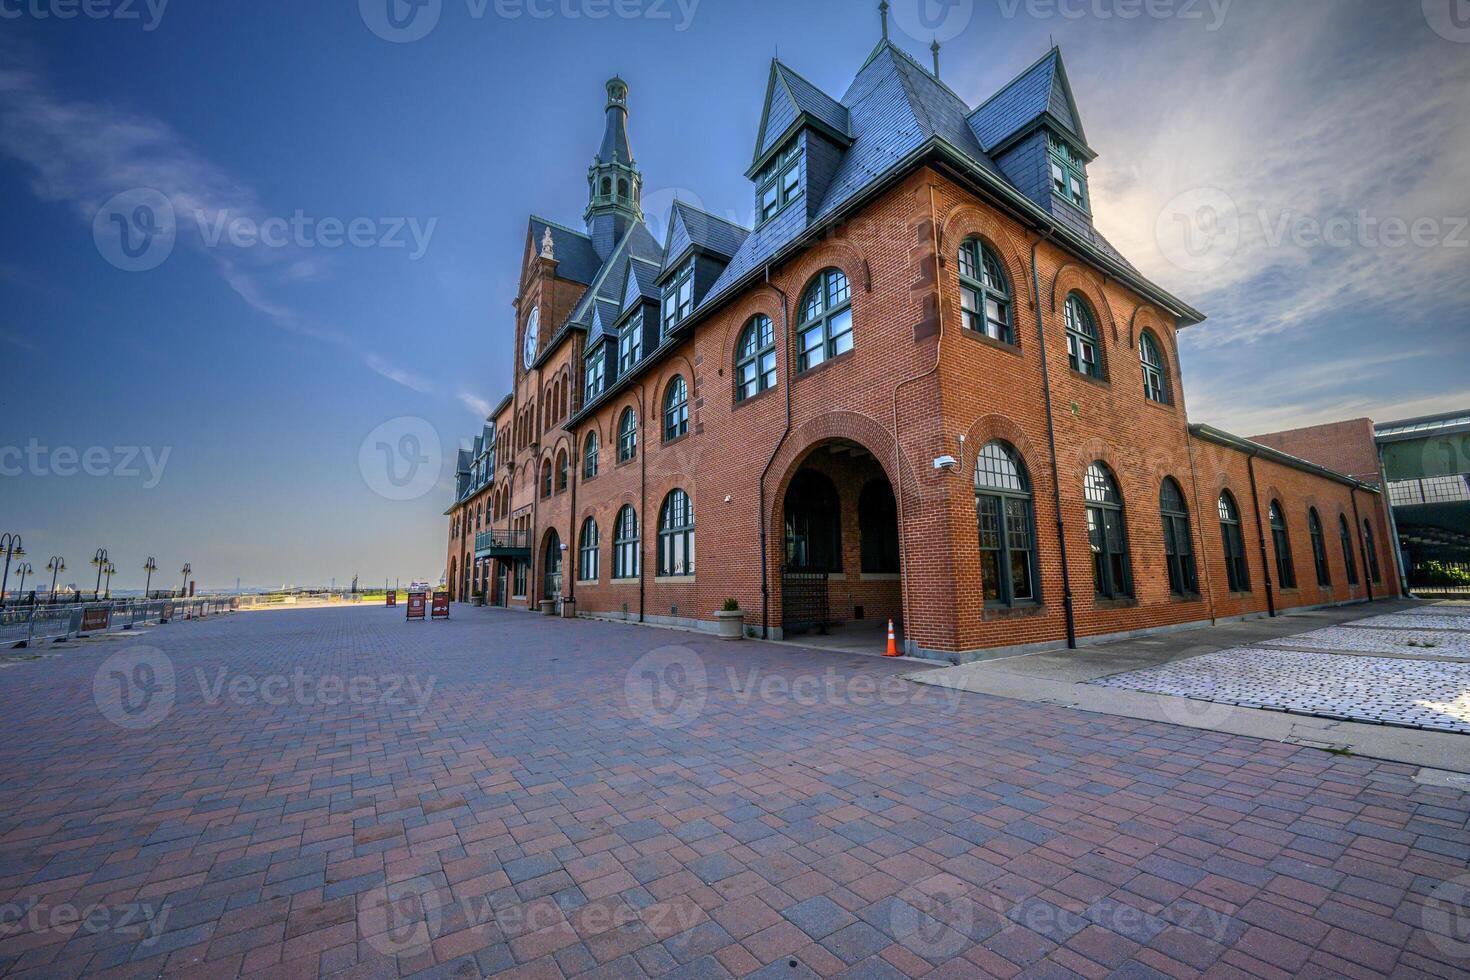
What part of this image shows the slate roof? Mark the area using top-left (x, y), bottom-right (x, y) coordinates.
top-left (528, 216), bottom-right (602, 285)
top-left (752, 61), bottom-right (854, 172)
top-left (969, 48), bottom-right (1087, 152)
top-left (661, 201), bottom-right (751, 275)
top-left (534, 221), bottom-right (664, 367)
top-left (623, 256), bottom-right (662, 311)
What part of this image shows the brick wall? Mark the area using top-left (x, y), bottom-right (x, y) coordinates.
top-left (1251, 419), bottom-right (1383, 485)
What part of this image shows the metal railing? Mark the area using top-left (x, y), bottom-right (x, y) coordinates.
top-left (0, 597), bottom-right (234, 648)
top-left (475, 529), bottom-right (531, 555)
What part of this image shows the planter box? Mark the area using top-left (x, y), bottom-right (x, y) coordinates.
top-left (539, 599), bottom-right (556, 616)
top-left (560, 598), bottom-right (577, 619)
top-left (715, 610), bottom-right (745, 640)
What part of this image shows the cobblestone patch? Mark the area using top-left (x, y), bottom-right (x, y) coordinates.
top-left (0, 607), bottom-right (1466, 978)
top-left (1263, 625), bottom-right (1470, 657)
top-left (1091, 647), bottom-right (1470, 733)
top-left (1349, 613), bottom-right (1470, 632)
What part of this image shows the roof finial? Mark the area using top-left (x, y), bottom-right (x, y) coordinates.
top-left (879, 0), bottom-right (889, 40)
top-left (931, 38), bottom-right (941, 78)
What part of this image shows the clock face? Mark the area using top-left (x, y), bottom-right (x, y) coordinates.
top-left (522, 307), bottom-right (540, 370)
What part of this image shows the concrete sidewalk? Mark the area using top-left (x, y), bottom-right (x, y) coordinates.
top-left (907, 599), bottom-right (1470, 775)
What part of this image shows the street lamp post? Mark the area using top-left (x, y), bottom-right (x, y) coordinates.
top-left (46, 557), bottom-right (66, 602)
top-left (143, 557), bottom-right (158, 597)
top-left (14, 562), bottom-right (32, 601)
top-left (0, 533), bottom-right (24, 604)
top-left (103, 561), bottom-right (117, 599)
top-left (180, 563), bottom-right (192, 598)
top-left (91, 548), bottom-right (110, 600)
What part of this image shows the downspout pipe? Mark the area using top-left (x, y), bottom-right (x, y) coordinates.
top-left (638, 385), bottom-right (647, 623)
top-left (1245, 452), bottom-right (1276, 617)
top-left (1029, 229), bottom-right (1077, 649)
top-left (757, 266), bottom-right (793, 640)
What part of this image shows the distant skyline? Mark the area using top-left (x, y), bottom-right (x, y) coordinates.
top-left (1, 0), bottom-right (1466, 589)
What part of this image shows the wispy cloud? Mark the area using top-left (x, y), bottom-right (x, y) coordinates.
top-left (0, 328), bottom-right (36, 352)
top-left (458, 393), bottom-right (493, 417)
top-left (0, 39), bottom-right (429, 396)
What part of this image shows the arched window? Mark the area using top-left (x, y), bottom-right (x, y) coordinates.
top-left (543, 529), bottom-right (563, 600)
top-left (735, 314), bottom-right (777, 401)
top-left (796, 269), bottom-right (853, 372)
top-left (975, 442), bottom-right (1037, 605)
top-left (618, 177), bottom-right (629, 198)
top-left (1139, 331), bottom-right (1169, 404)
top-left (583, 432), bottom-right (600, 479)
top-left (578, 517), bottom-right (599, 582)
top-left (601, 177), bottom-right (612, 197)
top-left (556, 450), bottom-right (569, 492)
top-left (858, 479), bottom-right (900, 574)
top-left (957, 238), bottom-right (1014, 344)
top-left (1269, 501), bottom-right (1296, 589)
top-left (784, 470), bottom-right (841, 572)
top-left (1219, 492), bottom-right (1250, 592)
top-left (1160, 478), bottom-right (1198, 596)
top-left (1065, 293), bottom-right (1103, 379)
top-left (663, 376), bottom-right (689, 441)
top-left (1363, 520), bottom-right (1382, 584)
top-left (1308, 508), bottom-right (1330, 587)
top-left (540, 460), bottom-right (552, 499)
top-left (657, 489), bottom-right (695, 576)
top-left (1085, 463), bottom-right (1132, 598)
top-left (1339, 515), bottom-right (1360, 585)
top-left (613, 506), bottom-right (639, 579)
top-left (617, 407), bottom-right (637, 462)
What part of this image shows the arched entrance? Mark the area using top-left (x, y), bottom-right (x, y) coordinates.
top-left (543, 529), bottom-right (563, 603)
top-left (777, 439), bottom-right (902, 640)
top-left (448, 556), bottom-right (457, 601)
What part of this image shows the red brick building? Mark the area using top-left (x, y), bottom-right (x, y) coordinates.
top-left (446, 39), bottom-right (1400, 660)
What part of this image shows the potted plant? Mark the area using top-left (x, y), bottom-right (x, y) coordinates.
top-left (472, 590), bottom-right (485, 607)
top-left (715, 598), bottom-right (744, 640)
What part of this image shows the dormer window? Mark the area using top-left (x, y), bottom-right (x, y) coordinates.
top-left (585, 343), bottom-right (605, 400)
top-left (1048, 132), bottom-right (1088, 211)
top-left (618, 312), bottom-right (643, 373)
top-left (756, 142), bottom-right (803, 224)
top-left (662, 262), bottom-right (693, 334)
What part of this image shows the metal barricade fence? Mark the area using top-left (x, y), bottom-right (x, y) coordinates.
top-left (0, 597), bottom-right (233, 648)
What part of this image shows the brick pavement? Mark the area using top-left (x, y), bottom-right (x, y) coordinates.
top-left (0, 606), bottom-right (1465, 978)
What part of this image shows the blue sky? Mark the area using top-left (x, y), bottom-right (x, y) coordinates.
top-left (1, 0), bottom-right (1466, 591)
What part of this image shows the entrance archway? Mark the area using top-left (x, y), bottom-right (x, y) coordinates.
top-left (543, 529), bottom-right (563, 602)
top-left (777, 438), bottom-right (902, 639)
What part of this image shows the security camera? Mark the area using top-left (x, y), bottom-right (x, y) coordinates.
top-left (933, 455), bottom-right (958, 471)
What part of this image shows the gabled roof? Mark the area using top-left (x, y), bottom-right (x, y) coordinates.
top-left (660, 200), bottom-right (751, 276)
top-left (749, 60), bottom-right (853, 176)
top-left (969, 47), bottom-right (1089, 154)
top-left (534, 221), bottom-right (664, 368)
top-left (528, 216), bottom-right (602, 285)
top-left (623, 256), bottom-right (661, 311)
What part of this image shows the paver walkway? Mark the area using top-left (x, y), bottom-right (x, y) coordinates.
top-left (0, 606), bottom-right (1466, 978)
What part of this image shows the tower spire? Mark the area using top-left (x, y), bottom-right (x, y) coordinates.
top-left (586, 75), bottom-right (642, 255)
top-left (879, 0), bottom-right (889, 40)
top-left (931, 38), bottom-right (941, 77)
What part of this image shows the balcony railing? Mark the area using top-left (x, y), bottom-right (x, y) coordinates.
top-left (475, 529), bottom-right (531, 558)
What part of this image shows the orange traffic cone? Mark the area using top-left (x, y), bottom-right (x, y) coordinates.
top-left (884, 619), bottom-right (900, 657)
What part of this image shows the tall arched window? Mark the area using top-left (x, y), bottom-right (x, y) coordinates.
top-left (1139, 331), bottom-right (1169, 404)
top-left (858, 479), bottom-right (899, 574)
top-left (784, 470), bottom-right (841, 572)
top-left (1363, 519), bottom-right (1382, 584)
top-left (1160, 478), bottom-right (1198, 596)
top-left (1085, 463), bottom-right (1132, 598)
top-left (540, 460), bottom-right (553, 499)
top-left (735, 315), bottom-right (777, 401)
top-left (578, 517), bottom-right (599, 582)
top-left (617, 407), bottom-right (637, 462)
top-left (583, 432), bottom-right (600, 479)
top-left (1309, 508), bottom-right (1330, 587)
top-left (556, 450), bottom-right (569, 492)
top-left (657, 489), bottom-right (695, 576)
top-left (958, 238), bottom-right (1014, 344)
top-left (796, 268), bottom-right (853, 372)
top-left (663, 376), bottom-right (689, 441)
top-left (1219, 492), bottom-right (1250, 592)
top-left (975, 442), bottom-right (1036, 605)
top-left (1339, 515), bottom-right (1360, 585)
top-left (613, 506), bottom-right (639, 579)
top-left (1065, 293), bottom-right (1104, 379)
top-left (1269, 501), bottom-right (1297, 589)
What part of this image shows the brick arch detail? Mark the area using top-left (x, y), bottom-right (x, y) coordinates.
top-left (1048, 263), bottom-right (1119, 343)
top-left (765, 411), bottom-right (917, 531)
top-left (935, 205), bottom-right (1035, 307)
top-left (715, 292), bottom-right (784, 380)
top-left (960, 414), bottom-right (1047, 490)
